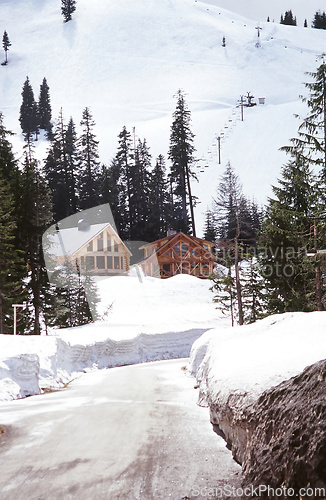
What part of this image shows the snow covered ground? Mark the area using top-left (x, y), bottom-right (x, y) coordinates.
top-left (1, 0), bottom-right (326, 234)
top-left (2, 271), bottom-right (326, 408)
top-left (0, 274), bottom-right (226, 402)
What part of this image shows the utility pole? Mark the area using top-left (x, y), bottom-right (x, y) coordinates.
top-left (238, 95), bottom-right (245, 121)
top-left (217, 136), bottom-right (221, 164)
top-left (255, 24), bottom-right (262, 47)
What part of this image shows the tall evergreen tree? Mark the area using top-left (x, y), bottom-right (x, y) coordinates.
top-left (147, 154), bottom-right (172, 240)
top-left (38, 77), bottom-right (52, 137)
top-left (101, 158), bottom-right (128, 237)
top-left (203, 209), bottom-right (217, 242)
top-left (44, 110), bottom-right (78, 221)
top-left (61, 0), bottom-right (76, 22)
top-left (19, 77), bottom-right (38, 141)
top-left (169, 89), bottom-right (197, 235)
top-left (260, 156), bottom-right (317, 313)
top-left (77, 107), bottom-right (101, 210)
top-left (0, 112), bottom-right (16, 183)
top-left (2, 30), bottom-right (11, 65)
top-left (0, 178), bottom-right (25, 334)
top-left (129, 138), bottom-right (151, 240)
top-left (113, 126), bottom-right (134, 239)
top-left (282, 59), bottom-right (326, 180)
top-left (16, 150), bottom-right (53, 334)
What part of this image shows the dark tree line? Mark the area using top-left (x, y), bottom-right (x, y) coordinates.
top-left (44, 89), bottom-right (197, 243)
top-left (0, 109), bottom-right (97, 334)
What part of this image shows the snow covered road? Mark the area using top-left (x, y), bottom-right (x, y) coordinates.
top-left (0, 359), bottom-right (241, 500)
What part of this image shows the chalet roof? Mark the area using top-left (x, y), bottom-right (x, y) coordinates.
top-left (46, 222), bottom-right (132, 258)
top-left (139, 232), bottom-right (216, 251)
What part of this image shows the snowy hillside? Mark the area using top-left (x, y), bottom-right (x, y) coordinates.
top-left (1, 0), bottom-right (326, 234)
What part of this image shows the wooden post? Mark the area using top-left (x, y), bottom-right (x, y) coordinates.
top-left (12, 304), bottom-right (26, 335)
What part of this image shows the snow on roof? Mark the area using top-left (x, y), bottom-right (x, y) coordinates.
top-left (47, 222), bottom-right (114, 257)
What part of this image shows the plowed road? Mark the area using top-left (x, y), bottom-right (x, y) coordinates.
top-left (0, 359), bottom-right (241, 499)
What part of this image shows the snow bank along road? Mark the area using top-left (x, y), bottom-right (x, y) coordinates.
top-left (0, 359), bottom-right (241, 500)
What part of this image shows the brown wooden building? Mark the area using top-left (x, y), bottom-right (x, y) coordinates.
top-left (139, 232), bottom-right (215, 278)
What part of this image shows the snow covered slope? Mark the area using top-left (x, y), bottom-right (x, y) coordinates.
top-left (1, 0), bottom-right (326, 234)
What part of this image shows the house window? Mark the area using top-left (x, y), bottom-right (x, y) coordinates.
top-left (173, 244), bottom-right (180, 256)
top-left (97, 232), bottom-right (104, 251)
top-left (181, 243), bottom-right (188, 256)
top-left (107, 256), bottom-right (113, 269)
top-left (114, 256), bottom-right (120, 269)
top-left (113, 240), bottom-right (119, 252)
top-left (86, 256), bottom-right (94, 270)
top-left (120, 257), bottom-right (124, 269)
top-left (202, 263), bottom-right (209, 274)
top-left (87, 240), bottom-right (93, 252)
top-left (96, 256), bottom-right (105, 269)
top-left (163, 264), bottom-right (170, 273)
top-left (107, 234), bottom-right (112, 251)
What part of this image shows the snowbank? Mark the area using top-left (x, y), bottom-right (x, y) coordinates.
top-left (0, 275), bottom-right (222, 402)
top-left (189, 311), bottom-right (326, 462)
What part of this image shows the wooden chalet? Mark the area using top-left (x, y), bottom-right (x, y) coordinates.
top-left (139, 232), bottom-right (215, 278)
top-left (49, 220), bottom-right (132, 276)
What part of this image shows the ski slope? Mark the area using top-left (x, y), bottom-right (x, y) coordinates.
top-left (1, 0), bottom-right (326, 234)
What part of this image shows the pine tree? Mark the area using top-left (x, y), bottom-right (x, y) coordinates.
top-left (77, 107), bottom-right (101, 210)
top-left (16, 149), bottom-right (53, 334)
top-left (44, 110), bottom-right (79, 221)
top-left (0, 112), bottom-right (16, 183)
top-left (19, 77), bottom-right (38, 141)
top-left (101, 158), bottom-right (128, 237)
top-left (113, 126), bottom-right (134, 239)
top-left (213, 163), bottom-right (246, 324)
top-left (38, 77), bottom-right (52, 137)
top-left (280, 10), bottom-right (297, 26)
top-left (147, 154), bottom-right (172, 240)
top-left (65, 117), bottom-right (79, 213)
top-left (260, 155), bottom-right (317, 313)
top-left (304, 19), bottom-right (308, 28)
top-left (0, 178), bottom-right (25, 334)
top-left (203, 209), bottom-right (217, 242)
top-left (241, 254), bottom-right (267, 323)
top-left (61, 0), bottom-right (76, 23)
top-left (169, 89), bottom-right (197, 235)
top-left (49, 264), bottom-right (98, 328)
top-left (211, 262), bottom-right (237, 326)
top-left (312, 11), bottom-right (326, 29)
top-left (2, 30), bottom-right (11, 65)
top-left (129, 138), bottom-right (151, 240)
top-left (282, 60), bottom-right (326, 178)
